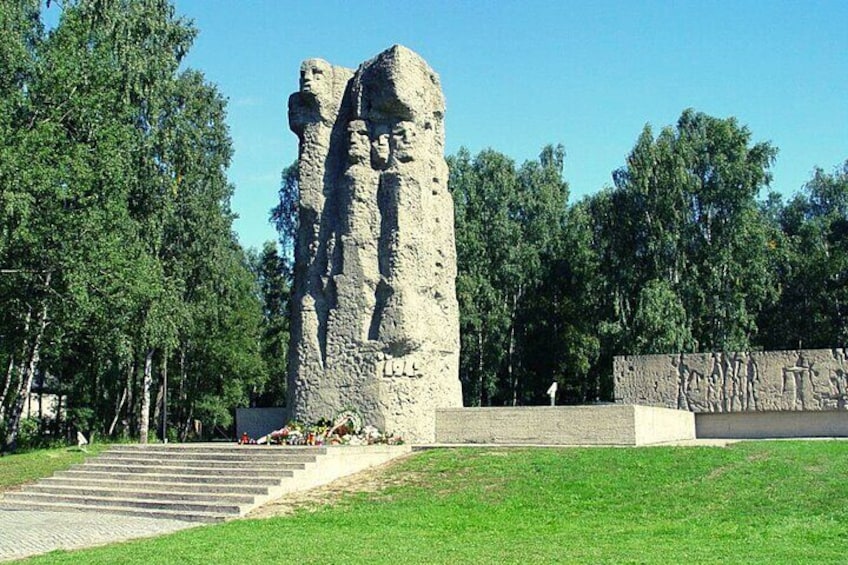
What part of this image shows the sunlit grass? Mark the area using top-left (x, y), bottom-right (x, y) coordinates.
top-left (0, 445), bottom-right (105, 491)
top-left (17, 441), bottom-right (848, 564)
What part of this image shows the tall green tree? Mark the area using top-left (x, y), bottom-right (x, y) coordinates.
top-left (250, 242), bottom-right (290, 407)
top-left (521, 198), bottom-right (604, 403)
top-left (760, 161), bottom-right (848, 348)
top-left (450, 145), bottom-right (569, 406)
top-left (0, 0), bottom-right (43, 439)
top-left (601, 109), bottom-right (778, 354)
top-left (271, 162), bottom-right (298, 269)
top-left (1, 0), bottom-right (265, 449)
top-left (450, 148), bottom-right (518, 406)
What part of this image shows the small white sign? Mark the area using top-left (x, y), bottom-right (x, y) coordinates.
top-left (547, 381), bottom-right (558, 406)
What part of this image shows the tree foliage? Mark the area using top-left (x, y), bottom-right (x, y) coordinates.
top-left (0, 0), bottom-right (270, 450)
top-left (3, 1), bottom-right (843, 443)
top-left (450, 145), bottom-right (569, 405)
top-left (759, 161), bottom-right (848, 349)
top-left (448, 111), bottom-right (842, 406)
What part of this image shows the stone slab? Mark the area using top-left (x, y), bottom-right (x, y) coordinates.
top-left (696, 410), bottom-right (848, 439)
top-left (614, 348), bottom-right (848, 412)
top-left (434, 405), bottom-right (695, 446)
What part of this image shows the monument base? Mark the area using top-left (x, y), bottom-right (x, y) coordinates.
top-left (235, 407), bottom-right (288, 441)
top-left (434, 405), bottom-right (695, 446)
top-left (696, 410), bottom-right (848, 439)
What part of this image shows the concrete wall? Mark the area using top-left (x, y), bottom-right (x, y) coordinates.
top-left (235, 407), bottom-right (287, 441)
top-left (634, 405), bottom-right (696, 445)
top-left (435, 405), bottom-right (695, 446)
top-left (615, 348), bottom-right (848, 412)
top-left (696, 410), bottom-right (848, 439)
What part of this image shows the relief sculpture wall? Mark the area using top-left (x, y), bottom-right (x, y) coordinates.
top-left (614, 349), bottom-right (848, 412)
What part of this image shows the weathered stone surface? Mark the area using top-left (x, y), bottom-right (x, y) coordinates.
top-left (287, 45), bottom-right (462, 442)
top-left (614, 349), bottom-right (848, 412)
top-left (435, 406), bottom-right (695, 446)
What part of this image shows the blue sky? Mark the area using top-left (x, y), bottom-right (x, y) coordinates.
top-left (160, 1), bottom-right (848, 250)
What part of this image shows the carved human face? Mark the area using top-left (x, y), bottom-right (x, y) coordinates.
top-left (371, 130), bottom-right (390, 169)
top-left (390, 121), bottom-right (417, 163)
top-left (347, 120), bottom-right (370, 164)
top-left (299, 59), bottom-right (332, 99)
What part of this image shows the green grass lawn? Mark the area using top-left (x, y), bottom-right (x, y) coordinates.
top-left (14, 441), bottom-right (848, 564)
top-left (0, 445), bottom-right (105, 491)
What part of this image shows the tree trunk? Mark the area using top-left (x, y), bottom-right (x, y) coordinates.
top-left (508, 287), bottom-right (522, 407)
top-left (126, 359), bottom-right (136, 436)
top-left (175, 347), bottom-right (187, 437)
top-left (508, 319), bottom-right (517, 406)
top-left (477, 327), bottom-right (484, 407)
top-left (1, 308), bottom-right (32, 426)
top-left (180, 405), bottom-right (194, 442)
top-left (180, 349), bottom-right (199, 442)
top-left (0, 354), bottom-right (15, 424)
top-left (178, 348), bottom-right (187, 403)
top-left (108, 384), bottom-right (128, 437)
top-left (138, 348), bottom-right (154, 444)
top-left (4, 275), bottom-right (50, 451)
top-left (160, 354), bottom-right (168, 442)
top-left (152, 353), bottom-right (169, 440)
top-left (152, 381), bottom-right (163, 433)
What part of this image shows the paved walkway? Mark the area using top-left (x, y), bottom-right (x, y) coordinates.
top-left (0, 509), bottom-right (198, 562)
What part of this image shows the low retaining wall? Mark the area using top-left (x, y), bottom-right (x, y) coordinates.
top-left (434, 405), bottom-right (695, 446)
top-left (269, 444), bottom-right (412, 496)
top-left (696, 410), bottom-right (848, 439)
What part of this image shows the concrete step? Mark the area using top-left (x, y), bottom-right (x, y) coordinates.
top-left (0, 500), bottom-right (228, 523)
top-left (78, 462), bottom-right (305, 476)
top-left (106, 444), bottom-right (327, 455)
top-left (0, 443), bottom-right (410, 523)
top-left (19, 484), bottom-right (257, 504)
top-left (54, 469), bottom-right (291, 485)
top-left (101, 447), bottom-right (319, 458)
top-left (94, 454), bottom-right (318, 466)
top-left (37, 476), bottom-right (271, 495)
top-left (3, 491), bottom-right (243, 516)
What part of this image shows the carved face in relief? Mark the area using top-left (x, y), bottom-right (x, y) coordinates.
top-left (347, 120), bottom-right (370, 164)
top-left (299, 59), bottom-right (332, 100)
top-left (371, 129), bottom-right (390, 169)
top-left (390, 121), bottom-right (417, 163)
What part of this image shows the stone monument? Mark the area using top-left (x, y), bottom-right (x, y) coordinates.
top-left (287, 45), bottom-right (462, 442)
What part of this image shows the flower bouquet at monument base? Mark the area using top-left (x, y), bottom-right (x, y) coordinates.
top-left (250, 410), bottom-right (404, 446)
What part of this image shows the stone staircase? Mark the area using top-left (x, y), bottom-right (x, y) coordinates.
top-left (0, 443), bottom-right (410, 523)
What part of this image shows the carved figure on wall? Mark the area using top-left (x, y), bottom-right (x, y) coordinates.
top-left (615, 348), bottom-right (848, 413)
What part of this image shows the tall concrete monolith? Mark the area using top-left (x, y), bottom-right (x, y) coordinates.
top-left (287, 45), bottom-right (462, 442)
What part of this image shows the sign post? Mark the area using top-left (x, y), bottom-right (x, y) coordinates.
top-left (546, 381), bottom-right (558, 406)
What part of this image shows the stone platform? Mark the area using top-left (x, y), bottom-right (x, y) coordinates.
top-left (696, 410), bottom-right (848, 439)
top-left (435, 405), bottom-right (695, 446)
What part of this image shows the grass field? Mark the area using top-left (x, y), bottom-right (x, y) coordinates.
top-left (0, 446), bottom-right (105, 492)
top-left (13, 441), bottom-right (848, 564)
